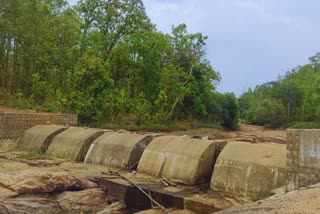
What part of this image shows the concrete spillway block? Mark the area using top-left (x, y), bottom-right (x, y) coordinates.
top-left (18, 125), bottom-right (66, 153)
top-left (287, 129), bottom-right (320, 190)
top-left (85, 132), bottom-right (153, 169)
top-left (210, 141), bottom-right (286, 197)
top-left (46, 127), bottom-right (104, 161)
top-left (137, 136), bottom-right (227, 185)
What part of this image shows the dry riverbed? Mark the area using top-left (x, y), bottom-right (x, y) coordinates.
top-left (0, 125), bottom-right (288, 213)
top-left (0, 139), bottom-right (235, 214)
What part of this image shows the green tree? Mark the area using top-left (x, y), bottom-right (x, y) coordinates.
top-left (247, 98), bottom-right (285, 128)
top-left (221, 93), bottom-right (240, 130)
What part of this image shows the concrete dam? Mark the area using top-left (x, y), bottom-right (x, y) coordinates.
top-left (18, 125), bottom-right (287, 198)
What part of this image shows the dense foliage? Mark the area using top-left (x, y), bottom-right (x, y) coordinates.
top-left (0, 0), bottom-right (239, 129)
top-left (239, 52), bottom-right (320, 128)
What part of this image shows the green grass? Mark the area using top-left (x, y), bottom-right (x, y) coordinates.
top-left (87, 121), bottom-right (187, 132)
top-left (287, 122), bottom-right (320, 129)
top-left (18, 151), bottom-right (53, 160)
top-left (86, 119), bottom-right (222, 133)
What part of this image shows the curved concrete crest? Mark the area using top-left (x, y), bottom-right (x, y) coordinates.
top-left (46, 127), bottom-right (104, 161)
top-left (137, 136), bottom-right (224, 184)
top-left (85, 132), bottom-right (153, 169)
top-left (210, 141), bottom-right (287, 197)
top-left (18, 125), bottom-right (66, 153)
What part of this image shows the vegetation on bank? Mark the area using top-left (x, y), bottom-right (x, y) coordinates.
top-left (239, 53), bottom-right (320, 129)
top-left (0, 0), bottom-right (240, 130)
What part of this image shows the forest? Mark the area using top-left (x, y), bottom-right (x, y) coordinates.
top-left (1, 0), bottom-right (319, 130)
top-left (0, 0), bottom-right (239, 130)
top-left (239, 53), bottom-right (320, 128)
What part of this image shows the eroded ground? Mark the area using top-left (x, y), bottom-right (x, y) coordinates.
top-left (0, 124), bottom-right (289, 213)
top-left (0, 139), bottom-right (236, 214)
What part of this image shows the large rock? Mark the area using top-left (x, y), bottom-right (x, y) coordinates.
top-left (0, 169), bottom-right (84, 198)
top-left (56, 188), bottom-right (107, 213)
top-left (210, 141), bottom-right (286, 197)
top-left (0, 198), bottom-right (61, 214)
top-left (85, 132), bottom-right (153, 169)
top-left (137, 136), bottom-right (227, 184)
top-left (0, 189), bottom-right (125, 214)
top-left (46, 127), bottom-right (104, 161)
top-left (18, 125), bottom-right (66, 153)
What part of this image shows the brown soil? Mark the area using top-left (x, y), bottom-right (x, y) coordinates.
top-left (171, 124), bottom-right (286, 144)
top-left (0, 104), bottom-right (36, 113)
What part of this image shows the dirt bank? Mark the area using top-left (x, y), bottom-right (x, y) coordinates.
top-left (217, 183), bottom-right (320, 214)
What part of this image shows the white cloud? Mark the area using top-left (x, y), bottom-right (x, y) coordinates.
top-left (66, 0), bottom-right (320, 94)
top-left (143, 0), bottom-right (320, 94)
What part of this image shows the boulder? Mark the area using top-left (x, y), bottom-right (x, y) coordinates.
top-left (0, 198), bottom-right (61, 214)
top-left (0, 169), bottom-right (84, 198)
top-left (56, 188), bottom-right (107, 213)
top-left (0, 190), bottom-right (125, 214)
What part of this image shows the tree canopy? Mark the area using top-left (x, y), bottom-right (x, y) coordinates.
top-left (239, 52), bottom-right (320, 128)
top-left (0, 0), bottom-right (239, 130)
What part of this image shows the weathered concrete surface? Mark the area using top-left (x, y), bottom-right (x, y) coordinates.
top-left (46, 127), bottom-right (104, 161)
top-left (210, 141), bottom-right (287, 197)
top-left (85, 132), bottom-right (153, 169)
top-left (287, 129), bottom-right (320, 191)
top-left (17, 125), bottom-right (66, 153)
top-left (96, 176), bottom-right (235, 213)
top-left (137, 136), bottom-right (227, 184)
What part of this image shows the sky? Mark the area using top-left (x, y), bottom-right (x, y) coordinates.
top-left (68, 0), bottom-right (320, 95)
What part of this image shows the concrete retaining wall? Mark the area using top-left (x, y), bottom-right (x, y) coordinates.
top-left (18, 125), bottom-right (66, 153)
top-left (85, 133), bottom-right (153, 169)
top-left (137, 136), bottom-right (227, 184)
top-left (46, 127), bottom-right (104, 161)
top-left (287, 129), bottom-right (320, 191)
top-left (210, 141), bottom-right (287, 197)
top-left (0, 112), bottom-right (77, 140)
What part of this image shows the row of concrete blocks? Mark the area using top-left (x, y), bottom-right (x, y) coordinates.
top-left (18, 125), bottom-right (287, 196)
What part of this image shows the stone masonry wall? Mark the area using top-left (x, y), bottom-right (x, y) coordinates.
top-left (0, 112), bottom-right (77, 140)
top-left (287, 129), bottom-right (320, 191)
